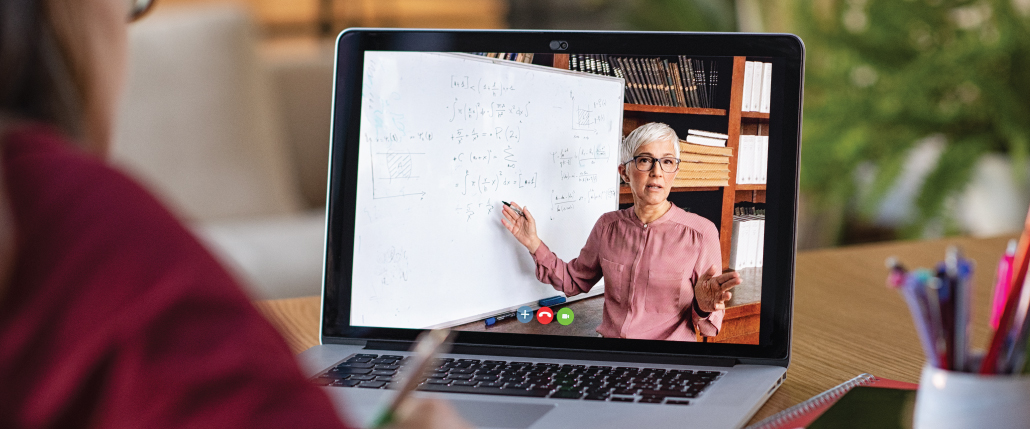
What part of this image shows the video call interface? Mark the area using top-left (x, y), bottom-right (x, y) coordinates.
top-left (349, 51), bottom-right (779, 346)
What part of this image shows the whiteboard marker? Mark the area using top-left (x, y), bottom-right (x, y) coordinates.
top-left (485, 311), bottom-right (517, 327)
top-left (502, 201), bottom-right (525, 217)
top-left (538, 296), bottom-right (566, 307)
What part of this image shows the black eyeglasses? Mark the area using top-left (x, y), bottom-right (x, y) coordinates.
top-left (130, 0), bottom-right (156, 22)
top-left (626, 155), bottom-right (681, 173)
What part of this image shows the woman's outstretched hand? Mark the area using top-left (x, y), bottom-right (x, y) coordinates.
top-left (500, 201), bottom-right (541, 254)
top-left (694, 266), bottom-right (741, 313)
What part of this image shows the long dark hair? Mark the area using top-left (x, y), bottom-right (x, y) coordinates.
top-left (0, 0), bottom-right (85, 139)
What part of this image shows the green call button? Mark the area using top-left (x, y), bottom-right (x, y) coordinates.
top-left (557, 307), bottom-right (575, 326)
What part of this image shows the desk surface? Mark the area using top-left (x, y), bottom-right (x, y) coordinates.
top-left (254, 235), bottom-right (1014, 426)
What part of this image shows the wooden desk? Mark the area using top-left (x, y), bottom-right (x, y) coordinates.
top-left (255, 235), bottom-right (1015, 426)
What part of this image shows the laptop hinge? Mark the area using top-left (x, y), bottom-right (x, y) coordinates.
top-left (364, 340), bottom-right (736, 367)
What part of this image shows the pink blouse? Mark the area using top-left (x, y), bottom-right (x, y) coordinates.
top-left (532, 205), bottom-right (723, 341)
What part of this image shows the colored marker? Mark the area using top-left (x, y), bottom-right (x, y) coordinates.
top-left (502, 201), bottom-right (525, 217)
top-left (538, 296), bottom-right (566, 307)
top-left (485, 311), bottom-right (517, 327)
top-left (991, 239), bottom-right (1017, 330)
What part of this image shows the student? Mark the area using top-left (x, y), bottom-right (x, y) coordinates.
top-left (502, 122), bottom-right (741, 340)
top-left (0, 0), bottom-right (469, 427)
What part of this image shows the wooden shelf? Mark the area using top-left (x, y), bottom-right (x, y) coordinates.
top-left (623, 104), bottom-right (727, 116)
top-left (611, 56), bottom-right (770, 274)
top-left (741, 111), bottom-right (770, 119)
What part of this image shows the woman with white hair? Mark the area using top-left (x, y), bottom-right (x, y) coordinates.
top-left (502, 122), bottom-right (740, 340)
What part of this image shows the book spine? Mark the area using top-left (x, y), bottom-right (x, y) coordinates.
top-left (679, 57), bottom-right (694, 108)
top-left (662, 59), bottom-right (678, 107)
top-left (625, 58), bottom-right (646, 105)
top-left (750, 61), bottom-right (763, 112)
top-left (644, 59), bottom-right (661, 106)
top-left (669, 62), bottom-right (682, 107)
top-left (710, 60), bottom-right (718, 108)
top-left (758, 135), bottom-right (769, 184)
top-left (638, 58), bottom-right (658, 106)
top-left (648, 59), bottom-right (665, 106)
top-left (617, 58), bottom-right (640, 104)
top-left (688, 129), bottom-right (730, 140)
top-left (685, 134), bottom-right (728, 148)
top-left (760, 62), bottom-right (772, 113)
top-left (611, 58), bottom-right (633, 104)
top-left (742, 61), bottom-right (754, 112)
top-left (672, 62), bottom-right (688, 108)
top-left (688, 58), bottom-right (704, 108)
top-left (658, 59), bottom-right (673, 106)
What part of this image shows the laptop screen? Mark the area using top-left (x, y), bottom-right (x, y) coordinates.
top-left (326, 31), bottom-right (802, 362)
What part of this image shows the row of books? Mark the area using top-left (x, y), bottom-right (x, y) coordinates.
top-left (568, 54), bottom-right (720, 109)
top-left (674, 130), bottom-right (732, 187)
top-left (742, 61), bottom-right (772, 113)
top-left (729, 207), bottom-right (765, 270)
top-left (736, 135), bottom-right (768, 185)
top-left (468, 53), bottom-right (536, 64)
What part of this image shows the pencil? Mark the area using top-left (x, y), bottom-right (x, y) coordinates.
top-left (982, 204), bottom-right (1030, 374)
top-left (370, 329), bottom-right (454, 428)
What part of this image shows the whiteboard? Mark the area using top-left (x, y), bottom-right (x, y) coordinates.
top-left (351, 52), bottom-right (624, 329)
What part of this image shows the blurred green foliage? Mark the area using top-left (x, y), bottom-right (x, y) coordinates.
top-left (626, 0), bottom-right (737, 32)
top-left (628, 0), bottom-right (1030, 241)
top-left (796, 0), bottom-right (1030, 238)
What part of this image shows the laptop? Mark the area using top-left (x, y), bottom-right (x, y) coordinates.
top-left (299, 29), bottom-right (804, 429)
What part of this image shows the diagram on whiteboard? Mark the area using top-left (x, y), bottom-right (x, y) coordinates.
top-left (352, 52), bottom-right (624, 329)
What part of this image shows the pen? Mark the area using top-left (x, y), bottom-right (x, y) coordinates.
top-left (502, 201), bottom-right (525, 217)
top-left (922, 271), bottom-right (948, 367)
top-left (885, 256), bottom-right (906, 288)
top-left (894, 268), bottom-right (939, 368)
top-left (991, 239), bottom-right (1017, 330)
top-left (982, 204), bottom-right (1030, 374)
top-left (370, 329), bottom-right (454, 428)
top-left (485, 311), bottom-right (517, 327)
top-left (941, 247), bottom-right (971, 372)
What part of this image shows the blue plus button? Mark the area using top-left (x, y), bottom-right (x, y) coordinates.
top-left (516, 306), bottom-right (534, 323)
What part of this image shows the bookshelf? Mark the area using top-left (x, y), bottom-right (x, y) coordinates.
top-left (552, 55), bottom-right (767, 271)
top-left (547, 54), bottom-right (767, 345)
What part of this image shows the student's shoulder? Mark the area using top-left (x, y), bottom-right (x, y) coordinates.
top-left (4, 125), bottom-right (183, 239)
top-left (4, 124), bottom-right (235, 302)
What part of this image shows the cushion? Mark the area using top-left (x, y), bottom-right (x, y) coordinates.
top-left (111, 4), bottom-right (302, 221)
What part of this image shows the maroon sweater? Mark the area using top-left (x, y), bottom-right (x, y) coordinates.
top-left (0, 125), bottom-right (349, 429)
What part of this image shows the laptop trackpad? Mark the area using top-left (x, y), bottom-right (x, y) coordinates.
top-left (451, 400), bottom-right (554, 429)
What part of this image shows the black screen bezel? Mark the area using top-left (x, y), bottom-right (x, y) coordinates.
top-left (322, 29), bottom-right (802, 364)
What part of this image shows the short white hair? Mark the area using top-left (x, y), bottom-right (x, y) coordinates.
top-left (620, 122), bottom-right (681, 165)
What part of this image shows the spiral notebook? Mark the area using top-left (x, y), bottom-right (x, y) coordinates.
top-left (746, 373), bottom-right (918, 429)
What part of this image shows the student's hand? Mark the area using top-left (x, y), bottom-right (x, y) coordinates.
top-left (387, 398), bottom-right (474, 429)
top-left (500, 201), bottom-right (541, 254)
top-left (694, 266), bottom-right (741, 313)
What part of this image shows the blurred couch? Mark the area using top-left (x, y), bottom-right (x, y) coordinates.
top-left (111, 4), bottom-right (334, 299)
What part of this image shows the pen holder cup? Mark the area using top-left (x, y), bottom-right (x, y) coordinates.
top-left (914, 365), bottom-right (1030, 429)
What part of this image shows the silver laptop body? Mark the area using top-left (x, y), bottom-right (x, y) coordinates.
top-left (303, 29), bottom-right (804, 429)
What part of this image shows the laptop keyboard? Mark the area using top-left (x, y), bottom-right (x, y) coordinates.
top-left (312, 353), bottom-right (723, 405)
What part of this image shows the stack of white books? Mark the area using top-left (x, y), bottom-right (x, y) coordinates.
top-left (735, 134), bottom-right (768, 185)
top-left (741, 61), bottom-right (772, 113)
top-left (728, 210), bottom-right (765, 270)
